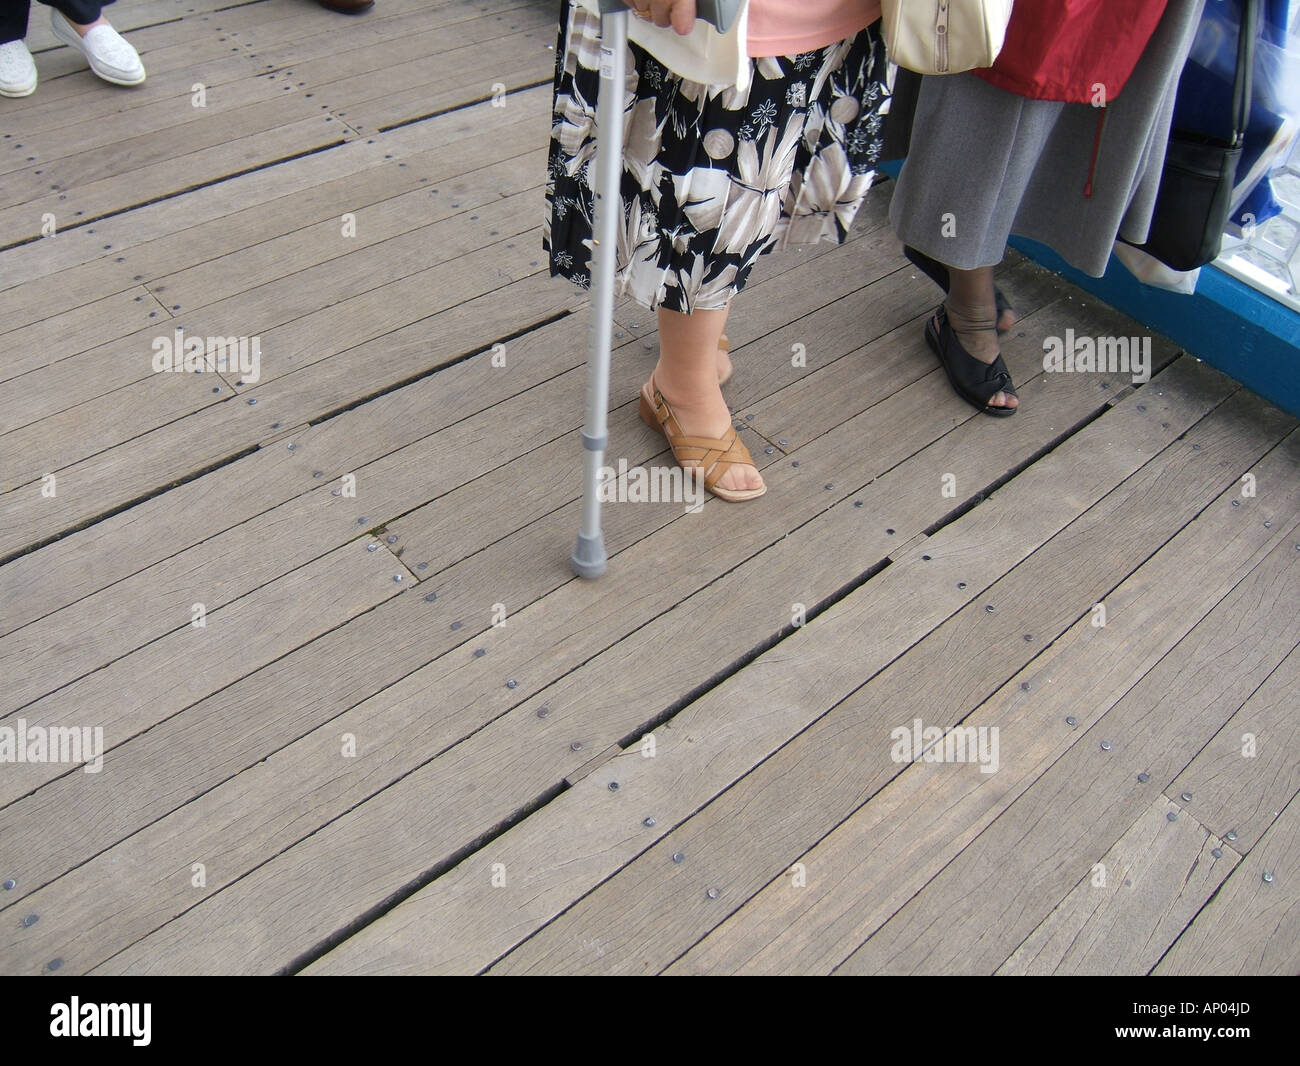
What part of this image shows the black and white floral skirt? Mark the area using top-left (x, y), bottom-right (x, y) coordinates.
top-left (544, 0), bottom-right (890, 313)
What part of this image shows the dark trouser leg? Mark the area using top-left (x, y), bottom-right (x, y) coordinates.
top-left (1, 2), bottom-right (32, 45)
top-left (40, 0), bottom-right (114, 27)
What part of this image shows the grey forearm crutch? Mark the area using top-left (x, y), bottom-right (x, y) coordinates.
top-left (571, 0), bottom-right (629, 580)
top-left (571, 0), bottom-right (740, 579)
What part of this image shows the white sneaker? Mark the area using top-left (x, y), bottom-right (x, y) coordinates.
top-left (0, 40), bottom-right (38, 98)
top-left (49, 11), bottom-right (145, 86)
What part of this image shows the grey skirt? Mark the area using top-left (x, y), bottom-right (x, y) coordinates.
top-left (890, 0), bottom-right (1207, 277)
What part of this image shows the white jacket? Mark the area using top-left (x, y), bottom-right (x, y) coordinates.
top-left (573, 0), bottom-right (752, 91)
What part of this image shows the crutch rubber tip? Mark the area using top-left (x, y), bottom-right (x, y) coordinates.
top-left (571, 533), bottom-right (607, 579)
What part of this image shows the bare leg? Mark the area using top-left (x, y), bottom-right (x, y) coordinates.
top-left (946, 266), bottom-right (1017, 410)
top-left (715, 301), bottom-right (733, 383)
top-left (652, 304), bottom-right (762, 495)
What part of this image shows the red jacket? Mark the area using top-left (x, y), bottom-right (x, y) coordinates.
top-left (975, 0), bottom-right (1170, 104)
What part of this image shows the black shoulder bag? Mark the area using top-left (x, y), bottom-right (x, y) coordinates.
top-left (1130, 0), bottom-right (1259, 271)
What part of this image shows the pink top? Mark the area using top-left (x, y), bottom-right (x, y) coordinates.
top-left (746, 0), bottom-right (882, 58)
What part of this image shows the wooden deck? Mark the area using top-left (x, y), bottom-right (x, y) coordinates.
top-left (1, 0), bottom-right (1297, 977)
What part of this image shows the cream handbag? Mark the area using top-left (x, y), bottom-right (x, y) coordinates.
top-left (880, 0), bottom-right (1015, 75)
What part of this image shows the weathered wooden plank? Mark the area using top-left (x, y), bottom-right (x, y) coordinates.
top-left (0, 440), bottom-right (720, 974)
top-left (15, 23), bottom-right (279, 123)
top-left (0, 537), bottom-right (410, 805)
top-left (0, 86), bottom-right (549, 290)
top-left (0, 88), bottom-right (327, 207)
top-left (152, 147), bottom-right (545, 313)
top-left (1154, 793), bottom-right (1300, 975)
top-left (154, 175), bottom-right (541, 331)
top-left (830, 475), bottom-right (1300, 974)
top-left (1166, 641), bottom-right (1300, 852)
top-left (0, 187), bottom-right (889, 579)
top-left (0, 274), bottom-right (1080, 973)
top-left (0, 69), bottom-right (300, 180)
top-left (669, 516), bottom-right (1300, 976)
top-left (6, 0), bottom-right (543, 157)
top-left (332, 30), bottom-right (555, 134)
top-left (996, 798), bottom-right (1238, 975)
top-left (0, 285), bottom-right (161, 391)
top-left (0, 148), bottom-right (546, 415)
top-left (0, 368), bottom-right (222, 495)
top-left (267, 4), bottom-right (553, 100)
top-left (14, 0), bottom-right (477, 121)
top-left (0, 124), bottom-right (536, 339)
top-left (0, 258), bottom-right (935, 925)
top-left (0, 276), bottom-right (578, 628)
top-left (250, 0), bottom-right (544, 73)
top-left (0, 327), bottom-right (645, 718)
top-left (0, 112), bottom-right (347, 248)
top-left (480, 391), bottom-right (1297, 976)
top-left (85, 354), bottom-right (1235, 974)
top-left (0, 231), bottom-right (556, 546)
top-left (0, 86), bottom-right (326, 210)
top-left (0, 211), bottom-right (898, 724)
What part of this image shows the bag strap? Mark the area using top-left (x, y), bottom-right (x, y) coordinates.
top-left (1230, 0), bottom-right (1259, 144)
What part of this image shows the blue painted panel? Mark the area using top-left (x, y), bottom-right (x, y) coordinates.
top-left (1009, 237), bottom-right (1300, 418)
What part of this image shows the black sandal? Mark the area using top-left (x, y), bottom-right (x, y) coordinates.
top-left (925, 306), bottom-right (1018, 418)
top-left (904, 245), bottom-right (1015, 334)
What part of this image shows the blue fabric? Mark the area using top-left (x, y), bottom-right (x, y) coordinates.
top-left (1169, 0), bottom-right (1295, 227)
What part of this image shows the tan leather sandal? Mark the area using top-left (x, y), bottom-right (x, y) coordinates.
top-left (638, 377), bottom-right (766, 503)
